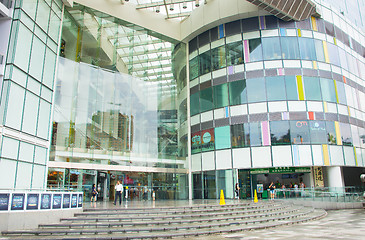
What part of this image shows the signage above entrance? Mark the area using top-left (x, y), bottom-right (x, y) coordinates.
top-left (250, 167), bottom-right (311, 175)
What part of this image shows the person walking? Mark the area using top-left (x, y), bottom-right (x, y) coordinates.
top-left (235, 183), bottom-right (240, 199)
top-left (114, 181), bottom-right (124, 205)
top-left (90, 184), bottom-right (98, 208)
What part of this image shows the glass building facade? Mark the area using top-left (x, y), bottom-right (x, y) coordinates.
top-left (0, 0), bottom-right (364, 201)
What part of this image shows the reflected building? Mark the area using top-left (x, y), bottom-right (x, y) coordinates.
top-left (0, 0), bottom-right (365, 201)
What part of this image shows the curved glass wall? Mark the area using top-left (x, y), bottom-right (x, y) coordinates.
top-left (189, 4), bottom-right (365, 199)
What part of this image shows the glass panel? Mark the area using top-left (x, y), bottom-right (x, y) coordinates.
top-left (314, 40), bottom-right (325, 62)
top-left (200, 87), bottom-right (213, 112)
top-left (262, 37), bottom-right (281, 60)
top-left (189, 57), bottom-right (199, 80)
top-left (13, 22), bottom-right (33, 71)
top-left (5, 83), bottom-right (25, 130)
top-left (48, 10), bottom-right (61, 42)
top-left (21, 0), bottom-right (37, 20)
top-left (22, 92), bottom-right (39, 135)
top-left (231, 124), bottom-right (250, 148)
top-left (281, 37), bottom-right (300, 59)
top-left (340, 123), bottom-right (353, 146)
top-left (249, 122), bottom-right (261, 146)
top-left (303, 76), bottom-right (322, 101)
top-left (298, 38), bottom-right (316, 60)
top-left (270, 121), bottom-right (290, 145)
top-left (36, 0), bottom-right (51, 32)
top-left (338, 48), bottom-right (348, 70)
top-left (247, 77), bottom-right (266, 103)
top-left (193, 173), bottom-right (202, 199)
top-left (336, 81), bottom-right (347, 105)
top-left (217, 170), bottom-right (233, 199)
top-left (320, 78), bottom-right (336, 102)
top-left (29, 36), bottom-right (46, 81)
top-left (190, 92), bottom-right (200, 116)
top-left (327, 43), bottom-right (340, 66)
top-left (1, 137), bottom-right (19, 160)
top-left (266, 76), bottom-right (286, 101)
top-left (309, 121), bottom-right (327, 144)
top-left (229, 80), bottom-right (247, 105)
top-left (19, 141), bottom-right (34, 163)
top-left (37, 99), bottom-right (51, 139)
top-left (34, 146), bottom-right (47, 165)
top-left (199, 51), bottom-right (211, 75)
top-left (285, 76), bottom-right (298, 101)
top-left (15, 162), bottom-right (32, 189)
top-left (203, 171), bottom-right (216, 199)
top-left (213, 83), bottom-right (229, 108)
top-left (215, 126), bottom-right (231, 150)
top-left (326, 121), bottom-right (337, 144)
top-left (226, 41), bottom-right (243, 66)
top-left (211, 45), bottom-right (226, 70)
top-left (249, 38), bottom-right (263, 62)
top-left (0, 158), bottom-right (17, 189)
top-left (290, 120), bottom-right (310, 144)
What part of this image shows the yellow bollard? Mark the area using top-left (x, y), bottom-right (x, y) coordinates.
top-left (219, 189), bottom-right (226, 205)
top-left (254, 189), bottom-right (258, 203)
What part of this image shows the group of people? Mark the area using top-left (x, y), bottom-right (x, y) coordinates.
top-left (267, 181), bottom-right (306, 199)
top-left (90, 181), bottom-right (125, 207)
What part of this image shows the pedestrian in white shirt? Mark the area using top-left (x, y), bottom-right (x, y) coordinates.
top-left (114, 181), bottom-right (123, 205)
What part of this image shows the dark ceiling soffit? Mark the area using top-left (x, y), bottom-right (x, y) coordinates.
top-left (246, 0), bottom-right (321, 21)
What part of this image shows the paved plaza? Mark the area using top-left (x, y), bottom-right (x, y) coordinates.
top-left (185, 208), bottom-right (365, 240)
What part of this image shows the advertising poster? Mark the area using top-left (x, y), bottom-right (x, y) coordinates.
top-left (11, 194), bottom-right (25, 210)
top-left (26, 194), bottom-right (39, 210)
top-left (71, 194), bottom-right (78, 208)
top-left (63, 194), bottom-right (70, 209)
top-left (191, 131), bottom-right (201, 154)
top-left (40, 194), bottom-right (52, 210)
top-left (201, 128), bottom-right (215, 152)
top-left (52, 194), bottom-right (62, 209)
top-left (257, 184), bottom-right (264, 193)
top-left (0, 193), bottom-right (9, 211)
top-left (78, 194), bottom-right (83, 207)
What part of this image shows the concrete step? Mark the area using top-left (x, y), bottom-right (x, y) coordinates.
top-left (1, 202), bottom-right (327, 239)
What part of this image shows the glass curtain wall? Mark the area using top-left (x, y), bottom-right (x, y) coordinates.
top-left (0, 0), bottom-right (62, 190)
top-left (49, 4), bottom-right (188, 199)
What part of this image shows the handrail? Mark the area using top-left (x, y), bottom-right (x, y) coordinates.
top-left (274, 187), bottom-right (365, 203)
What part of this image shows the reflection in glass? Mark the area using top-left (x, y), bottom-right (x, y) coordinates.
top-left (249, 38), bottom-right (263, 62)
top-left (320, 78), bottom-right (336, 102)
top-left (203, 171), bottom-right (216, 199)
top-left (298, 38), bottom-right (316, 60)
top-left (189, 57), bottom-right (199, 80)
top-left (249, 122), bottom-right (261, 146)
top-left (211, 46), bottom-right (226, 70)
top-left (200, 87), bottom-right (213, 112)
top-left (266, 76), bottom-right (286, 101)
top-left (247, 77), bottom-right (266, 103)
top-left (226, 41), bottom-right (243, 66)
top-left (309, 121), bottom-right (327, 144)
top-left (199, 51), bottom-right (211, 75)
top-left (303, 76), bottom-right (322, 101)
top-left (281, 37), bottom-right (300, 59)
top-left (262, 37), bottom-right (281, 60)
top-left (336, 81), bottom-right (347, 105)
top-left (326, 121), bottom-right (337, 144)
top-left (213, 83), bottom-right (229, 108)
top-left (285, 76), bottom-right (299, 101)
top-left (190, 92), bottom-right (200, 116)
top-left (290, 120), bottom-right (310, 144)
top-left (270, 121), bottom-right (290, 145)
top-left (327, 43), bottom-right (340, 66)
top-left (340, 123), bottom-right (353, 146)
top-left (231, 124), bottom-right (250, 148)
top-left (314, 40), bottom-right (325, 62)
top-left (229, 80), bottom-right (247, 105)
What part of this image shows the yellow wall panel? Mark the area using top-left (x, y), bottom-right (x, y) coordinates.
top-left (322, 145), bottom-right (330, 166)
top-left (296, 75), bottom-right (305, 100)
top-left (335, 121), bottom-right (342, 145)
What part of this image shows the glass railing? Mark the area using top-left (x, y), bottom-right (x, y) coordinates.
top-left (273, 187), bottom-right (365, 202)
top-left (0, 0), bottom-right (12, 9)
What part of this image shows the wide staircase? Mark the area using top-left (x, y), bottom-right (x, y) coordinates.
top-left (1, 201), bottom-right (327, 239)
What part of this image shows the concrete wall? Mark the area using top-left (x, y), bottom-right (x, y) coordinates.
top-left (0, 208), bottom-right (82, 231)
